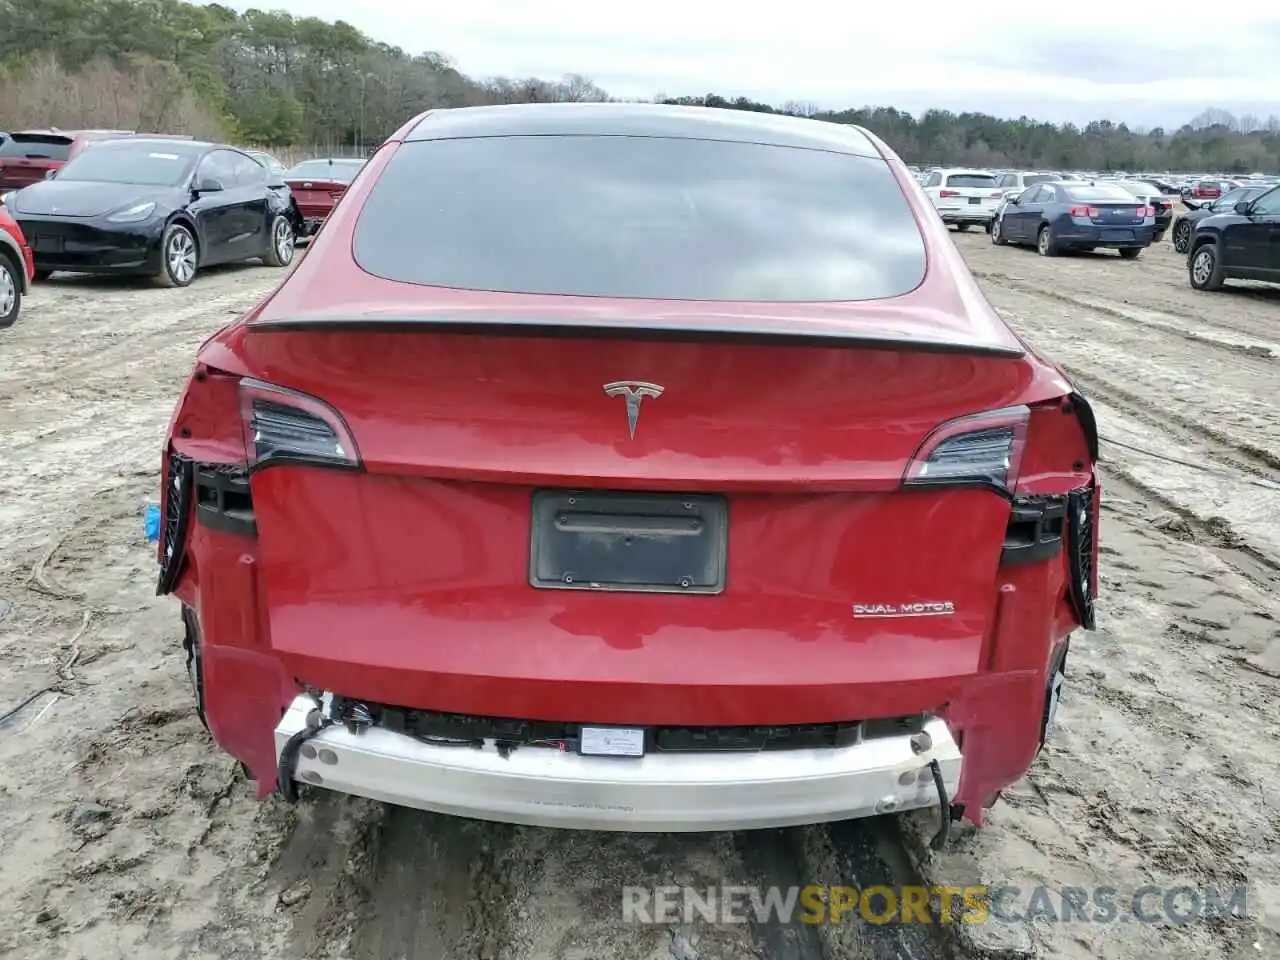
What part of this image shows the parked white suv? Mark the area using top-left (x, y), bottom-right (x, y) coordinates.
top-left (921, 169), bottom-right (1004, 230)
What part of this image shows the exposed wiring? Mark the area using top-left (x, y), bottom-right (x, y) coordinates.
top-left (277, 698), bottom-right (334, 802)
top-left (927, 759), bottom-right (951, 850)
top-left (0, 687), bottom-right (57, 728)
top-left (1100, 434), bottom-right (1280, 491)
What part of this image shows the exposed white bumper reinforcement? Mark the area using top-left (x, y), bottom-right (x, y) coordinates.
top-left (273, 695), bottom-right (963, 832)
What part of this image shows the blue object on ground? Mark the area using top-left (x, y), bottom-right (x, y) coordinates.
top-left (144, 503), bottom-right (161, 542)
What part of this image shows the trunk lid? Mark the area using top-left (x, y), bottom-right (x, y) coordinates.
top-left (936, 175), bottom-right (1002, 215)
top-left (284, 178), bottom-right (346, 219)
top-left (1076, 201), bottom-right (1147, 226)
top-left (228, 318), bottom-right (1039, 725)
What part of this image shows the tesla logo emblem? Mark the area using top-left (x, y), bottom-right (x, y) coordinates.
top-left (603, 381), bottom-right (663, 439)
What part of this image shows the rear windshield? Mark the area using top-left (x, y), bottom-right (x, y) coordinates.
top-left (353, 135), bottom-right (927, 302)
top-left (286, 159), bottom-right (363, 183)
top-left (1023, 174), bottom-right (1057, 185)
top-left (1061, 184), bottom-right (1140, 202)
top-left (0, 134), bottom-right (72, 160)
top-left (943, 173), bottom-right (996, 188)
top-left (55, 142), bottom-right (202, 186)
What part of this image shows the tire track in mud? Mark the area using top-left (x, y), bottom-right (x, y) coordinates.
top-left (317, 806), bottom-right (951, 960)
top-left (1064, 367), bottom-right (1280, 480)
top-left (1071, 375), bottom-right (1280, 581)
top-left (0, 266), bottom-right (279, 402)
top-left (974, 270), bottom-right (1280, 360)
top-left (1104, 471), bottom-right (1280, 587)
top-left (961, 232), bottom-right (1280, 343)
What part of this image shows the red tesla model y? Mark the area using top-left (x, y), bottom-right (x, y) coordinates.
top-left (157, 103), bottom-right (1100, 838)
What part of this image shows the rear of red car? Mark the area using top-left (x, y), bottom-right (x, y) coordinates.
top-left (0, 131), bottom-right (75, 190)
top-left (158, 105), bottom-right (1100, 835)
top-left (1192, 179), bottom-right (1223, 200)
top-left (64, 130), bottom-right (138, 162)
top-left (281, 159), bottom-right (365, 236)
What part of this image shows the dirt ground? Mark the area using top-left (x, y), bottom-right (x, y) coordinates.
top-left (0, 234), bottom-right (1277, 960)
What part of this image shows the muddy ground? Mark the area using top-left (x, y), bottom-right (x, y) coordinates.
top-left (0, 235), bottom-right (1277, 960)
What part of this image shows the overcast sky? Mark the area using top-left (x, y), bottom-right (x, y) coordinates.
top-left (233, 1), bottom-right (1280, 128)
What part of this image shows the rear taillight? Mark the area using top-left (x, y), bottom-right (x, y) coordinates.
top-left (1136, 205), bottom-right (1154, 217)
top-left (238, 378), bottom-right (361, 471)
top-left (903, 405), bottom-right (1030, 493)
top-left (939, 189), bottom-right (960, 198)
top-left (1069, 206), bottom-right (1100, 218)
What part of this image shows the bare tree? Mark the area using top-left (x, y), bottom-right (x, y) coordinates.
top-left (0, 54), bottom-right (222, 137)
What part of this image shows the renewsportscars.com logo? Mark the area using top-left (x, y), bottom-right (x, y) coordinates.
top-left (622, 884), bottom-right (1250, 926)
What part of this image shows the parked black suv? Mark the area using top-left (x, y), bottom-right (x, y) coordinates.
top-left (1186, 185), bottom-right (1280, 291)
top-left (1172, 185), bottom-right (1271, 253)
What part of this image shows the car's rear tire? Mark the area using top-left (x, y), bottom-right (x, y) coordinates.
top-left (1172, 219), bottom-right (1192, 253)
top-left (990, 217), bottom-right (1007, 245)
top-left (955, 223), bottom-right (969, 232)
top-left (0, 254), bottom-right (21, 328)
top-left (1118, 247), bottom-right (1141, 260)
top-left (32, 269), bottom-right (51, 283)
top-left (155, 223), bottom-right (198, 288)
top-left (1036, 225), bottom-right (1058, 257)
top-left (263, 214), bottom-right (295, 268)
top-left (1189, 242), bottom-right (1225, 291)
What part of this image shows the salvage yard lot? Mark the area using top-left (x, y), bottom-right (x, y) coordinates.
top-left (1, 238), bottom-right (1278, 960)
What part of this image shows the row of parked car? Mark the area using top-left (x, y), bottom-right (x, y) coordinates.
top-left (0, 128), bottom-right (367, 328)
top-left (913, 167), bottom-right (1280, 294)
top-left (918, 168), bottom-right (1173, 257)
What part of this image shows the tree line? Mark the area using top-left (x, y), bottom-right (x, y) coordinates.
top-left (0, 0), bottom-right (1275, 172)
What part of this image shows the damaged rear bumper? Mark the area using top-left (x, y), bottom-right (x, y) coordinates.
top-left (273, 694), bottom-right (962, 832)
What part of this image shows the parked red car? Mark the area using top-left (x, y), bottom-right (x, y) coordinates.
top-left (0, 129), bottom-right (134, 190)
top-left (157, 104), bottom-right (1100, 838)
top-left (0, 202), bottom-right (34, 326)
top-left (1191, 178), bottom-right (1237, 201)
top-left (281, 157), bottom-right (365, 236)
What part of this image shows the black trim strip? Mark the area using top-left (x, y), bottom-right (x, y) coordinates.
top-left (1068, 390), bottom-right (1100, 463)
top-left (246, 315), bottom-right (1026, 358)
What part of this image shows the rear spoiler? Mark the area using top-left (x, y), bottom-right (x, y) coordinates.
top-left (247, 314), bottom-right (1026, 358)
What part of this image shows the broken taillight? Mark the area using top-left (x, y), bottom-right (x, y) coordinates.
top-left (902, 405), bottom-right (1030, 493)
top-left (238, 378), bottom-right (361, 471)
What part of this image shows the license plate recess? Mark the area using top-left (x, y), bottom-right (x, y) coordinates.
top-left (529, 490), bottom-right (727, 594)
